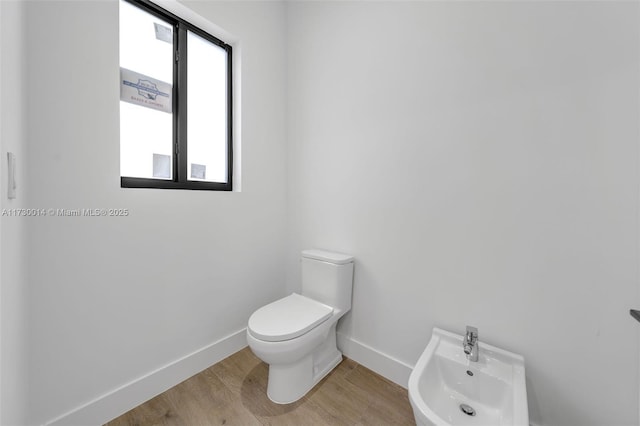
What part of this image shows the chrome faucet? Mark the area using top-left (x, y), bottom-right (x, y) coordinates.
top-left (463, 326), bottom-right (479, 362)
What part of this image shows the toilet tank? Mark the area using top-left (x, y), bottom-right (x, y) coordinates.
top-left (301, 249), bottom-right (354, 313)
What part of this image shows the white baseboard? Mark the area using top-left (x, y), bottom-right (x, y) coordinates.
top-left (46, 328), bottom-right (248, 426)
top-left (336, 332), bottom-right (413, 389)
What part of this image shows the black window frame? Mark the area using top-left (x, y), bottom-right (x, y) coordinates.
top-left (120, 0), bottom-right (233, 191)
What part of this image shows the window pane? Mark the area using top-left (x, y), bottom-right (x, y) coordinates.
top-left (119, 0), bottom-right (174, 180)
top-left (187, 31), bottom-right (228, 183)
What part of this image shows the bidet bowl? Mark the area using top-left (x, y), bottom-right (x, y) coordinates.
top-left (408, 328), bottom-right (528, 426)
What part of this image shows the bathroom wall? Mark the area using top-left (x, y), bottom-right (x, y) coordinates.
top-left (286, 2), bottom-right (639, 426)
top-left (0, 1), bottom-right (29, 424)
top-left (9, 1), bottom-right (640, 425)
top-left (24, 0), bottom-right (287, 424)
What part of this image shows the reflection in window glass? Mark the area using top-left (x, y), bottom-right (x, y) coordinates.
top-left (187, 30), bottom-right (228, 183)
top-left (119, 0), bottom-right (173, 180)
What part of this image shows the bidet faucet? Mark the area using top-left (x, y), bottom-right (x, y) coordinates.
top-left (463, 326), bottom-right (479, 362)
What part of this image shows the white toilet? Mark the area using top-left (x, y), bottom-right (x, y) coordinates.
top-left (246, 249), bottom-right (354, 404)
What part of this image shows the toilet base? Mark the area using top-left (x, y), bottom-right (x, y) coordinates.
top-left (266, 323), bottom-right (342, 404)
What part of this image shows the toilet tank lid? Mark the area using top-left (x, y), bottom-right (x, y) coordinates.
top-left (302, 249), bottom-right (354, 265)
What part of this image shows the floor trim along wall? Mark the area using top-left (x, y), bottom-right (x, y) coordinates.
top-left (46, 328), bottom-right (248, 426)
top-left (337, 332), bottom-right (413, 389)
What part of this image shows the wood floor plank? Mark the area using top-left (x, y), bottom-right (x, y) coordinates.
top-left (164, 368), bottom-right (260, 426)
top-left (105, 349), bottom-right (415, 426)
top-left (105, 392), bottom-right (185, 426)
top-left (356, 402), bottom-right (416, 426)
top-left (345, 365), bottom-right (415, 425)
top-left (210, 347), bottom-right (262, 395)
top-left (252, 398), bottom-right (340, 426)
top-left (304, 371), bottom-right (370, 424)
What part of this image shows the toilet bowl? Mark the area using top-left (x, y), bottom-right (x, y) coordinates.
top-left (247, 249), bottom-right (354, 404)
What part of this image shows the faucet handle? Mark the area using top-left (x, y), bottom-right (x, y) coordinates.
top-left (463, 326), bottom-right (480, 362)
top-left (466, 325), bottom-right (478, 339)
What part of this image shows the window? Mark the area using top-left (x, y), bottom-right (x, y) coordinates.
top-left (119, 0), bottom-right (232, 191)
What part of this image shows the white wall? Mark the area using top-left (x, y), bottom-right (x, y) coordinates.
top-left (286, 2), bottom-right (639, 426)
top-left (24, 1), bottom-right (287, 424)
top-left (7, 1), bottom-right (640, 425)
top-left (0, 1), bottom-right (29, 424)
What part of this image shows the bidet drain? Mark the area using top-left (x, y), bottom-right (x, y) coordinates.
top-left (460, 403), bottom-right (476, 417)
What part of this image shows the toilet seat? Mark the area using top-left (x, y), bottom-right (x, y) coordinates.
top-left (248, 293), bottom-right (334, 342)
